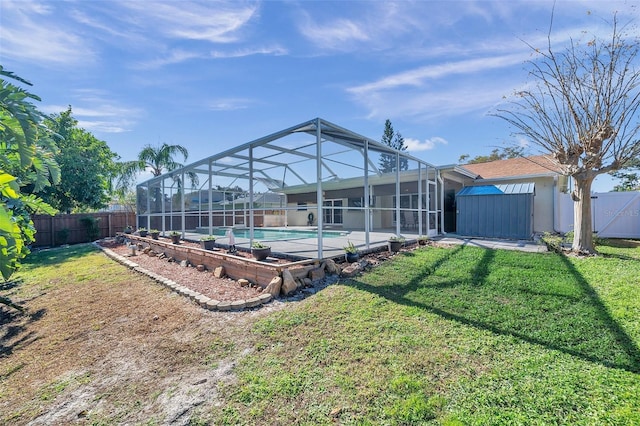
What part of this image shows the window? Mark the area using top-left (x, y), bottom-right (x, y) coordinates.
top-left (348, 196), bottom-right (375, 208)
top-left (323, 199), bottom-right (343, 224)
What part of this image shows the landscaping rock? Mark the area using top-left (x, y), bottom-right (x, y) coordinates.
top-left (230, 300), bottom-right (246, 310)
top-left (245, 296), bottom-right (262, 308)
top-left (195, 295), bottom-right (210, 306)
top-left (205, 299), bottom-right (220, 310)
top-left (309, 267), bottom-right (325, 282)
top-left (263, 276), bottom-right (282, 297)
top-left (258, 293), bottom-right (272, 304)
top-left (143, 247), bottom-right (151, 254)
top-left (281, 269), bottom-right (297, 296)
top-left (196, 264), bottom-right (206, 272)
top-left (324, 259), bottom-right (340, 275)
top-left (238, 279), bottom-right (250, 287)
top-left (213, 266), bottom-right (225, 278)
top-left (217, 301), bottom-right (232, 311)
top-left (341, 263), bottom-right (361, 277)
top-left (303, 277), bottom-right (313, 287)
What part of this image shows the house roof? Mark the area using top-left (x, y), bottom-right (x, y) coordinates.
top-left (462, 155), bottom-right (561, 179)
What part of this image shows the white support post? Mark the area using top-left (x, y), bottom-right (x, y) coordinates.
top-left (316, 118), bottom-right (323, 259)
top-left (161, 180), bottom-right (165, 234)
top-left (145, 182), bottom-right (151, 232)
top-left (249, 146), bottom-right (254, 248)
top-left (181, 172), bottom-right (186, 237)
top-left (208, 161), bottom-right (213, 235)
top-left (223, 190), bottom-right (226, 228)
top-left (418, 163), bottom-right (423, 236)
top-left (363, 140), bottom-right (370, 248)
top-left (438, 171), bottom-right (444, 235)
top-left (395, 152), bottom-right (401, 237)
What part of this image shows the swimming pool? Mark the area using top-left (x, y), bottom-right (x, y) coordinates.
top-left (211, 228), bottom-right (348, 241)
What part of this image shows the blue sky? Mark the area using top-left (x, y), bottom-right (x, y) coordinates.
top-left (1, 0), bottom-right (638, 191)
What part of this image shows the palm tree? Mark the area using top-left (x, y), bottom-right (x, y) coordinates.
top-left (113, 143), bottom-right (195, 197)
top-left (138, 143), bottom-right (189, 177)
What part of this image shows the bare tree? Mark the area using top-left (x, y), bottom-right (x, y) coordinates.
top-left (495, 13), bottom-right (640, 253)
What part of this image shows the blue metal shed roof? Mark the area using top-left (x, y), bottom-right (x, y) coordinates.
top-left (457, 183), bottom-right (535, 196)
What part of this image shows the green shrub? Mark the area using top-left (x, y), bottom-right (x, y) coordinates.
top-left (55, 228), bottom-right (70, 245)
top-left (79, 216), bottom-right (100, 242)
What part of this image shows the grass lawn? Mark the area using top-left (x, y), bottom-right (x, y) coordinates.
top-left (1, 240), bottom-right (639, 424)
top-left (214, 241), bottom-right (640, 425)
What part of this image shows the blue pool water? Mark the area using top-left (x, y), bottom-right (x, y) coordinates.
top-left (211, 228), bottom-right (347, 241)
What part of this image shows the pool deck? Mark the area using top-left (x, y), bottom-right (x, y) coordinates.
top-left (180, 227), bottom-right (547, 260)
top-left (183, 227), bottom-right (415, 260)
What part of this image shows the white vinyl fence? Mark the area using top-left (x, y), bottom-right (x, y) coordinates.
top-left (556, 191), bottom-right (640, 238)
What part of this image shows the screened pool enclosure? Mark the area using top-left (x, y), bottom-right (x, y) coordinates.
top-left (136, 118), bottom-right (444, 259)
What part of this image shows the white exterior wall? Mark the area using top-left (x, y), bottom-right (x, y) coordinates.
top-left (286, 205), bottom-right (317, 226)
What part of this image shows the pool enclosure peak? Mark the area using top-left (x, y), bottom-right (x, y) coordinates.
top-left (136, 117), bottom-right (443, 259)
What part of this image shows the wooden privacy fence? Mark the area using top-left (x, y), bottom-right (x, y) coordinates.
top-left (32, 212), bottom-right (136, 247)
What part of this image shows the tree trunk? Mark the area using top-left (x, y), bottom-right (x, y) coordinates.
top-left (572, 175), bottom-right (595, 253)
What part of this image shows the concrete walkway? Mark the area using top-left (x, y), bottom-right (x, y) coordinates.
top-left (434, 235), bottom-right (548, 253)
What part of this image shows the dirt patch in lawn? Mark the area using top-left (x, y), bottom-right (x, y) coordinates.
top-left (1, 241), bottom-right (418, 424)
top-left (0, 245), bottom-right (288, 425)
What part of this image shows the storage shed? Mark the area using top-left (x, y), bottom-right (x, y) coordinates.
top-left (456, 183), bottom-right (535, 239)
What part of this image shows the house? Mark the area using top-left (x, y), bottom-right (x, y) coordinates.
top-left (136, 118), bottom-right (583, 259)
top-left (441, 155), bottom-right (567, 238)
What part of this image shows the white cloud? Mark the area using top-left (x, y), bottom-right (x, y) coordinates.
top-left (76, 120), bottom-right (133, 133)
top-left (206, 98), bottom-right (254, 111)
top-left (351, 73), bottom-right (522, 123)
top-left (297, 15), bottom-right (370, 50)
top-left (42, 92), bottom-right (143, 134)
top-left (134, 45), bottom-right (287, 69)
top-left (210, 45), bottom-right (288, 58)
top-left (405, 137), bottom-right (448, 152)
top-left (348, 53), bottom-right (527, 95)
top-left (133, 50), bottom-right (208, 70)
top-left (0, 1), bottom-right (96, 66)
top-left (118, 1), bottom-right (258, 43)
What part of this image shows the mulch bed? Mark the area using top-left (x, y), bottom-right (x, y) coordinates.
top-left (99, 239), bottom-right (265, 302)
